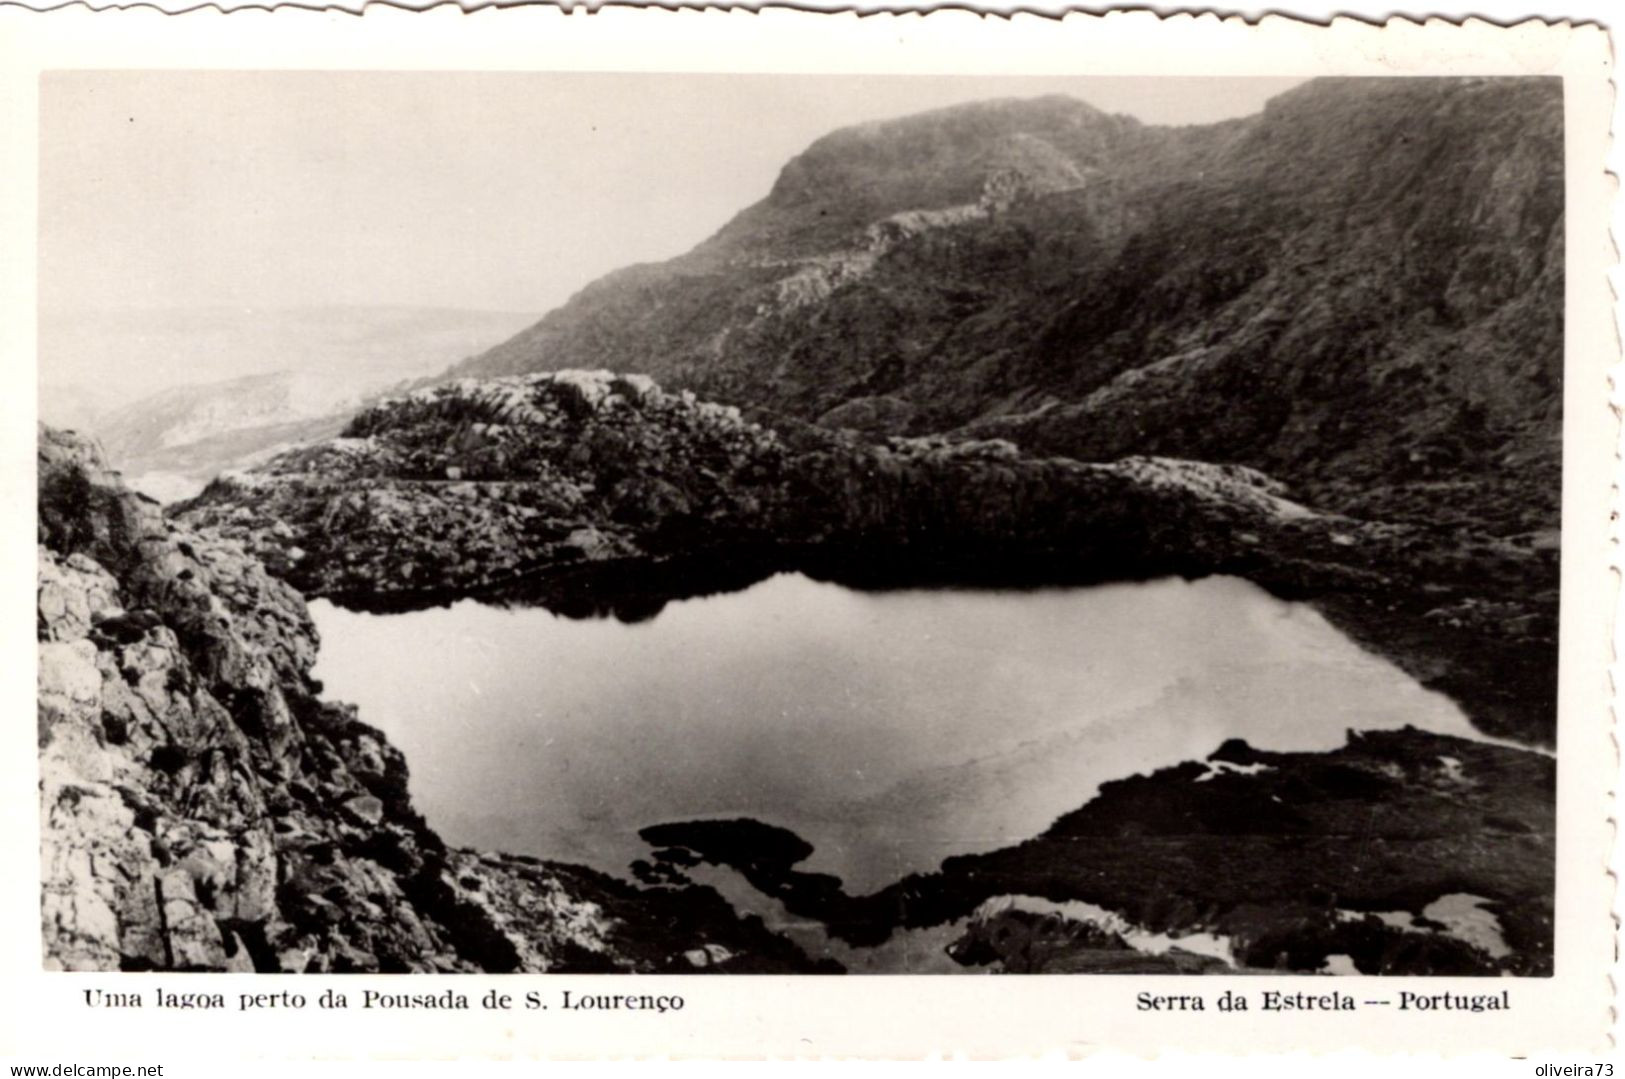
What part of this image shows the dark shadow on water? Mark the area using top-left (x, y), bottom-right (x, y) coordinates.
top-left (325, 540), bottom-right (1195, 624)
top-left (638, 817), bottom-right (906, 949)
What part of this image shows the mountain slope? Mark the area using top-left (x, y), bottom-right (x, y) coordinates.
top-left (450, 78), bottom-right (1563, 531)
top-left (179, 372), bottom-right (1557, 746)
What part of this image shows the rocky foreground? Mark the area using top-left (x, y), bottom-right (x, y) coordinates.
top-left (39, 425), bottom-right (832, 973)
top-left (39, 370), bottom-right (1556, 974)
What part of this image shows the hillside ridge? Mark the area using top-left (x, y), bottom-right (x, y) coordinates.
top-left (451, 77), bottom-right (1562, 535)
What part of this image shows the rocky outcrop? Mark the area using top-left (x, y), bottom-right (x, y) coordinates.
top-left (38, 425), bottom-right (824, 973)
top-left (180, 372), bottom-right (1556, 746)
top-left (179, 373), bottom-right (785, 602)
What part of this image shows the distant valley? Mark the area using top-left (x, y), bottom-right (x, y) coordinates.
top-left (39, 305), bottom-right (537, 500)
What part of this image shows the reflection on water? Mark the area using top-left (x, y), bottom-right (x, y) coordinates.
top-left (309, 573), bottom-right (1479, 894)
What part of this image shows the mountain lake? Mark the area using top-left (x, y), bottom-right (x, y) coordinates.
top-left (308, 572), bottom-right (1489, 898)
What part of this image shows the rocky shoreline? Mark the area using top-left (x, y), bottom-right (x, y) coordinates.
top-left (643, 727), bottom-right (1553, 975)
top-left (39, 370), bottom-right (1557, 973)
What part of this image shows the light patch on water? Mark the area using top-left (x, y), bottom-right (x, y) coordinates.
top-left (1337, 893), bottom-right (1511, 961)
top-left (126, 471), bottom-right (208, 504)
top-left (679, 863), bottom-right (971, 974)
top-left (1321, 954), bottom-right (1361, 976)
top-left (1341, 908), bottom-right (1422, 932)
top-left (679, 943), bottom-right (735, 969)
top-left (1436, 755), bottom-right (1467, 783)
top-left (1193, 759), bottom-right (1275, 783)
top-left (1423, 893), bottom-right (1511, 959)
top-left (974, 894), bottom-right (1236, 967)
top-left (310, 572), bottom-right (1497, 895)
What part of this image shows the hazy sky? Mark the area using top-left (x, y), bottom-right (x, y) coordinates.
top-left (40, 72), bottom-right (1305, 317)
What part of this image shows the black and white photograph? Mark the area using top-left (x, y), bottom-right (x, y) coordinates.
top-left (30, 55), bottom-right (1582, 990)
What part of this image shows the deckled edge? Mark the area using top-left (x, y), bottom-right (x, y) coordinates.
top-left (1604, 5), bottom-right (1622, 1054)
top-left (0, 0), bottom-right (1610, 27)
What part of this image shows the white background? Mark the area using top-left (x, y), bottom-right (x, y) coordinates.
top-left (0, 0), bottom-right (1618, 1073)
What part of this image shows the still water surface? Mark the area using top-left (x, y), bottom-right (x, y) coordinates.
top-left (309, 573), bottom-right (1478, 893)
